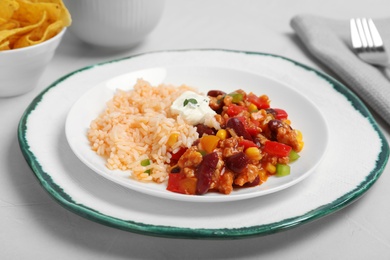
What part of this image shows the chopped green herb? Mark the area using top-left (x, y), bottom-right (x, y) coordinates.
top-left (183, 98), bottom-right (198, 106)
top-left (141, 159), bottom-right (151, 175)
top-left (141, 159), bottom-right (150, 166)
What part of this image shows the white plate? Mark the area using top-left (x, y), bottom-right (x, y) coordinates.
top-left (19, 50), bottom-right (389, 238)
top-left (65, 66), bottom-right (329, 202)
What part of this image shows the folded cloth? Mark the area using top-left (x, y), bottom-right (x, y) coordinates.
top-left (291, 15), bottom-right (390, 126)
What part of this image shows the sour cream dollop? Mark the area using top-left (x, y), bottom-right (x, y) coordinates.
top-left (170, 91), bottom-right (216, 125)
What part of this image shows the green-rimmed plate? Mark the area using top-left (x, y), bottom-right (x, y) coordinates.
top-left (18, 49), bottom-right (389, 239)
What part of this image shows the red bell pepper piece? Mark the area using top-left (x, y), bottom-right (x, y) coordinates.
top-left (273, 108), bottom-right (288, 120)
top-left (263, 141), bottom-right (292, 157)
top-left (226, 104), bottom-right (246, 117)
top-left (167, 172), bottom-right (182, 193)
top-left (246, 127), bottom-right (259, 136)
top-left (239, 139), bottom-right (258, 149)
top-left (171, 147), bottom-right (187, 161)
top-left (167, 173), bottom-right (197, 195)
top-left (247, 93), bottom-right (270, 109)
top-left (246, 120), bottom-right (260, 136)
top-left (235, 116), bottom-right (260, 136)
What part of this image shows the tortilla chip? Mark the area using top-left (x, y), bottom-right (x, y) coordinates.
top-left (0, 0), bottom-right (71, 50)
top-left (0, 0), bottom-right (19, 26)
top-left (0, 40), bottom-right (11, 50)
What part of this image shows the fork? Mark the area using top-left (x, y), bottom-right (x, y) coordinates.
top-left (350, 18), bottom-right (389, 67)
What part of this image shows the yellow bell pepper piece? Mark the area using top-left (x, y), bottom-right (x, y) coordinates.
top-left (200, 135), bottom-right (220, 153)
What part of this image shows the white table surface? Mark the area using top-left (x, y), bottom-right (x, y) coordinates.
top-left (2, 0), bottom-right (390, 259)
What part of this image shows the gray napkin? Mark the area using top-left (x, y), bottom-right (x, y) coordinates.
top-left (291, 15), bottom-right (390, 126)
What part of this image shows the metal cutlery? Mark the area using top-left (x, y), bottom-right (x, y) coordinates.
top-left (350, 18), bottom-right (389, 67)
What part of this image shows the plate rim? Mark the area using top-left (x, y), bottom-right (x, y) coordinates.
top-left (17, 49), bottom-right (390, 239)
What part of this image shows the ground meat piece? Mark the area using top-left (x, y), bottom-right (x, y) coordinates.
top-left (260, 154), bottom-right (289, 167)
top-left (276, 125), bottom-right (299, 151)
top-left (217, 170), bottom-right (234, 194)
top-left (261, 153), bottom-right (278, 165)
top-left (177, 146), bottom-right (202, 169)
top-left (183, 167), bottom-right (195, 178)
top-left (223, 94), bottom-right (233, 106)
top-left (251, 109), bottom-right (267, 122)
top-left (220, 137), bottom-right (242, 157)
top-left (221, 113), bottom-right (230, 125)
top-left (277, 156), bottom-right (290, 165)
top-left (209, 152), bottom-right (225, 190)
top-left (241, 110), bottom-right (251, 118)
top-left (209, 96), bottom-right (224, 111)
top-left (234, 164), bottom-right (259, 186)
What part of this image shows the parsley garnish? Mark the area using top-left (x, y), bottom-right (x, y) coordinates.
top-left (183, 98), bottom-right (198, 106)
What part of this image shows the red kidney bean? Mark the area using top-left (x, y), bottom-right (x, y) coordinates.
top-left (207, 90), bottom-right (226, 97)
top-left (268, 119), bottom-right (283, 140)
top-left (226, 117), bottom-right (252, 140)
top-left (196, 124), bottom-right (216, 137)
top-left (196, 152), bottom-right (219, 195)
top-left (225, 152), bottom-right (249, 173)
top-left (265, 108), bottom-right (277, 117)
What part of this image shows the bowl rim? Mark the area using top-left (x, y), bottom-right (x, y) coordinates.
top-left (0, 28), bottom-right (67, 54)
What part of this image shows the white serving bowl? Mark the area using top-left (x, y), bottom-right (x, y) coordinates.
top-left (0, 28), bottom-right (66, 98)
top-left (64, 0), bottom-right (165, 49)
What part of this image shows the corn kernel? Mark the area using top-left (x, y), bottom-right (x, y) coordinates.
top-left (216, 129), bottom-right (227, 140)
top-left (295, 130), bottom-right (303, 141)
top-left (294, 130), bottom-right (304, 152)
top-left (248, 103), bottom-right (258, 112)
top-left (167, 133), bottom-right (179, 147)
top-left (265, 163), bottom-right (276, 174)
top-left (297, 141), bottom-right (304, 152)
top-left (283, 119), bottom-right (291, 125)
top-left (245, 147), bottom-right (262, 160)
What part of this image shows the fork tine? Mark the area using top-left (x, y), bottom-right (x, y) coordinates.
top-left (361, 18), bottom-right (374, 48)
top-left (367, 19), bottom-right (384, 48)
top-left (350, 18), bottom-right (389, 66)
top-left (355, 18), bottom-right (368, 48)
top-left (350, 19), bottom-right (362, 49)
